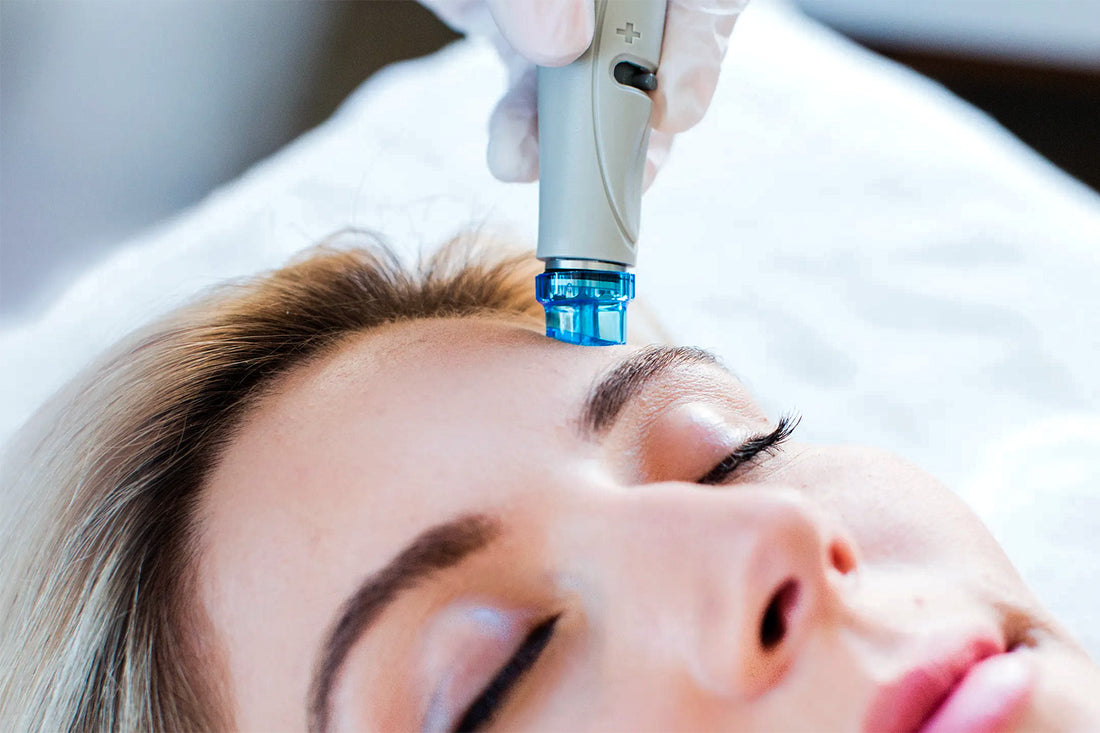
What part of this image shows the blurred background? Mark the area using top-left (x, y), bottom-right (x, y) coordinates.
top-left (2, 0), bottom-right (1098, 323)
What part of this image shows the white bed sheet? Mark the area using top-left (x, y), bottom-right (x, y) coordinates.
top-left (2, 0), bottom-right (1098, 656)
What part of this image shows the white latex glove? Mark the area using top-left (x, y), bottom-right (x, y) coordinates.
top-left (420, 0), bottom-right (749, 188)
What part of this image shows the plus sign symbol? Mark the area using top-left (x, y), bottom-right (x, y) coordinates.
top-left (616, 22), bottom-right (642, 43)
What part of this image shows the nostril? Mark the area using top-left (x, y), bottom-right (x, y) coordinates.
top-left (760, 578), bottom-right (800, 651)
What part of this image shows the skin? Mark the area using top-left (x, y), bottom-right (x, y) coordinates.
top-left (198, 316), bottom-right (1100, 731)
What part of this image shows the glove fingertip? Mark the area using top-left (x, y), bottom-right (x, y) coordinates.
top-left (650, 3), bottom-right (741, 133)
top-left (488, 0), bottom-right (594, 67)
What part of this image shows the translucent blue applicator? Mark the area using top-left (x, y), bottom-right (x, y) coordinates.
top-left (535, 0), bottom-right (668, 346)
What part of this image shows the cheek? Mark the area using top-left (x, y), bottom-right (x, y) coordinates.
top-left (779, 445), bottom-right (1012, 570)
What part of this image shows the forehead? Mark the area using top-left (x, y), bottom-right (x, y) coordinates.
top-left (256, 317), bottom-right (615, 472)
top-left (203, 316), bottom-right (611, 555)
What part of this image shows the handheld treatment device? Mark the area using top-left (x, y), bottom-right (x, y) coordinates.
top-left (535, 0), bottom-right (668, 346)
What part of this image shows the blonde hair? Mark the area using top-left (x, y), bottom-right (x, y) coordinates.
top-left (0, 237), bottom-right (543, 731)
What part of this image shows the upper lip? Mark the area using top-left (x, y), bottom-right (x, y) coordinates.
top-left (861, 633), bottom-right (1004, 733)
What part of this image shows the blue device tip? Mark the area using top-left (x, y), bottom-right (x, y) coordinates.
top-left (535, 269), bottom-right (635, 346)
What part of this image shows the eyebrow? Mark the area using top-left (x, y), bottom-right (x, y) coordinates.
top-left (580, 345), bottom-right (723, 437)
top-left (308, 514), bottom-right (500, 732)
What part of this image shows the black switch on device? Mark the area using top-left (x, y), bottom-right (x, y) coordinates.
top-left (614, 61), bottom-right (658, 92)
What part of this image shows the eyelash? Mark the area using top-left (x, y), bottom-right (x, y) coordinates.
top-left (454, 614), bottom-right (561, 732)
top-left (696, 413), bottom-right (801, 486)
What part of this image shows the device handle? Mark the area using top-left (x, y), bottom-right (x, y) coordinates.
top-left (536, 0), bottom-right (667, 268)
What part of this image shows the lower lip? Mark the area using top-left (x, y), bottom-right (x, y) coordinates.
top-left (919, 651), bottom-right (1034, 733)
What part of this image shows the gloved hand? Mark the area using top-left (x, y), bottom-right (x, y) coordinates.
top-left (420, 0), bottom-right (749, 189)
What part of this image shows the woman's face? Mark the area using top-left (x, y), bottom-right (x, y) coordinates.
top-left (198, 317), bottom-right (1100, 731)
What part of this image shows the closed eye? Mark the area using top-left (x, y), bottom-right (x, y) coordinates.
top-left (454, 614), bottom-right (560, 732)
top-left (697, 413), bottom-right (801, 486)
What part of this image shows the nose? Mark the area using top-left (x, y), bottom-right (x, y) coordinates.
top-left (720, 488), bottom-right (857, 697)
top-left (565, 483), bottom-right (857, 701)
